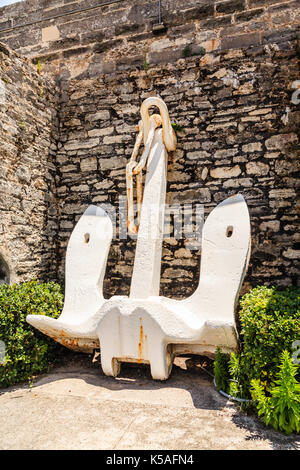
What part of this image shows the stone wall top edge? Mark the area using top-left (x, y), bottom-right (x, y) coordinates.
top-left (54, 37), bottom-right (300, 86)
top-left (0, 39), bottom-right (58, 88)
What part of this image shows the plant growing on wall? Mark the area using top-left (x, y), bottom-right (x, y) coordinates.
top-left (36, 59), bottom-right (42, 75)
top-left (171, 122), bottom-right (186, 134)
top-left (182, 45), bottom-right (205, 58)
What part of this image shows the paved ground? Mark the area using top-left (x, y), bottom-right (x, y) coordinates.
top-left (0, 354), bottom-right (298, 450)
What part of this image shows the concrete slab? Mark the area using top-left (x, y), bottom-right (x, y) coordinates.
top-left (0, 355), bottom-right (298, 450)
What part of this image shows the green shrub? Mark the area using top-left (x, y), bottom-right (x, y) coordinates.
top-left (214, 347), bottom-right (230, 392)
top-left (213, 285), bottom-right (300, 422)
top-left (251, 350), bottom-right (300, 435)
top-left (227, 351), bottom-right (250, 400)
top-left (236, 286), bottom-right (300, 396)
top-left (0, 280), bottom-right (64, 388)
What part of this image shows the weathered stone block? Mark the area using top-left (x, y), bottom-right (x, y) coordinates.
top-left (223, 178), bottom-right (253, 188)
top-left (260, 220), bottom-right (280, 232)
top-left (174, 248), bottom-right (192, 259)
top-left (221, 32), bottom-right (261, 50)
top-left (249, 0), bottom-right (282, 6)
top-left (246, 161), bottom-right (269, 176)
top-left (242, 142), bottom-right (262, 153)
top-left (80, 157), bottom-right (97, 172)
top-left (15, 165), bottom-right (31, 183)
top-left (0, 19), bottom-right (12, 32)
top-left (216, 0), bottom-right (245, 14)
top-left (64, 138), bottom-right (99, 151)
top-left (99, 156), bottom-right (127, 171)
top-left (235, 8), bottom-right (264, 23)
top-left (283, 248), bottom-right (300, 259)
top-left (88, 127), bottom-right (114, 137)
top-left (86, 110), bottom-right (110, 121)
top-left (211, 165), bottom-right (241, 178)
top-left (265, 133), bottom-right (298, 150)
top-left (103, 135), bottom-right (127, 145)
top-left (167, 170), bottom-right (190, 182)
top-left (186, 151), bottom-right (211, 160)
top-left (269, 189), bottom-right (296, 199)
top-left (181, 4), bottom-right (214, 22)
top-left (162, 268), bottom-right (193, 279)
top-left (214, 149), bottom-right (239, 158)
top-left (42, 25), bottom-right (60, 43)
top-left (167, 189), bottom-right (211, 204)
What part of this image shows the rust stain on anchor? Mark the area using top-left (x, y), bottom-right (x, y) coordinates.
top-left (138, 317), bottom-right (144, 363)
top-left (56, 330), bottom-right (87, 351)
top-left (126, 164), bottom-right (143, 234)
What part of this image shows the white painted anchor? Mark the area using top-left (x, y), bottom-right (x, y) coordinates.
top-left (27, 97), bottom-right (251, 380)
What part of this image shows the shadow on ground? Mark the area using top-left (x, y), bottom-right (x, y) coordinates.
top-left (32, 351), bottom-right (225, 411)
top-left (0, 352), bottom-right (299, 450)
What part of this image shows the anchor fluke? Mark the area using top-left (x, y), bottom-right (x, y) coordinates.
top-left (26, 205), bottom-right (113, 352)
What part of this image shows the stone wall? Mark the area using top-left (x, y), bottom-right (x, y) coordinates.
top-left (0, 0), bottom-right (299, 298)
top-left (57, 39), bottom-right (300, 299)
top-left (0, 0), bottom-right (299, 82)
top-left (0, 42), bottom-right (59, 283)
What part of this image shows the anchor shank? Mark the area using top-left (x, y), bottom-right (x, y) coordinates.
top-left (130, 128), bottom-right (167, 299)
